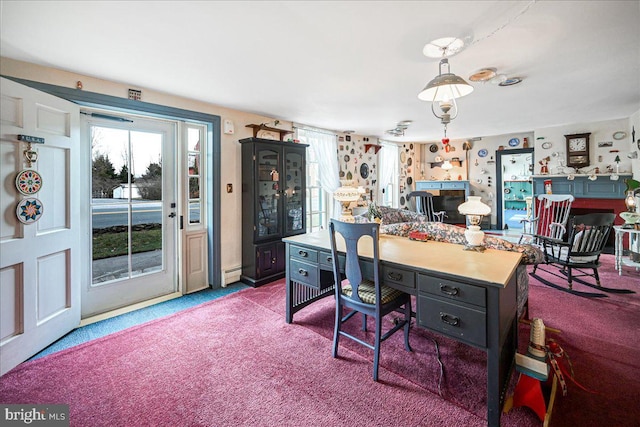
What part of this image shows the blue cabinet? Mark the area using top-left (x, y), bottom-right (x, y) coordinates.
top-left (532, 175), bottom-right (632, 198)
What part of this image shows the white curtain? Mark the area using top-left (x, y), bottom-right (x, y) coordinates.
top-left (378, 141), bottom-right (398, 206)
top-left (296, 127), bottom-right (341, 218)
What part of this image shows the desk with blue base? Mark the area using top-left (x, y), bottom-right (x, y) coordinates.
top-left (283, 231), bottom-right (522, 427)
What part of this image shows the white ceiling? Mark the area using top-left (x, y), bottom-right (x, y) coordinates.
top-left (2, 1), bottom-right (639, 142)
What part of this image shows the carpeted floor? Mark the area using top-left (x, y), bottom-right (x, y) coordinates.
top-left (1, 255), bottom-right (638, 426)
top-left (30, 282), bottom-right (249, 360)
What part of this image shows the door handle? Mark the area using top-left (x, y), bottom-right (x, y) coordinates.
top-left (168, 212), bottom-right (176, 218)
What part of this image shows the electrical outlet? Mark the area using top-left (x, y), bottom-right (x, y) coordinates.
top-left (226, 183), bottom-right (233, 193)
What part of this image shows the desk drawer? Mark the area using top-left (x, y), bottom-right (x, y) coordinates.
top-left (290, 259), bottom-right (319, 288)
top-left (418, 295), bottom-right (486, 347)
top-left (382, 265), bottom-right (415, 292)
top-left (319, 251), bottom-right (345, 268)
top-left (418, 275), bottom-right (485, 308)
top-left (290, 245), bottom-right (318, 263)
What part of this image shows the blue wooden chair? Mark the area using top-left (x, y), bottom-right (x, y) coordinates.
top-left (407, 191), bottom-right (446, 222)
top-left (328, 219), bottom-right (412, 381)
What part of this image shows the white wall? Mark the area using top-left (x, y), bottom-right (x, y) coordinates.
top-left (3, 56), bottom-right (638, 252)
top-left (532, 118), bottom-right (635, 176)
top-left (0, 57), bottom-right (282, 281)
top-left (630, 108), bottom-right (640, 179)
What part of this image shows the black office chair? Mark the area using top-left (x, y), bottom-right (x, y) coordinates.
top-left (328, 219), bottom-right (412, 381)
top-left (406, 191), bottom-right (446, 222)
top-left (532, 213), bottom-right (616, 295)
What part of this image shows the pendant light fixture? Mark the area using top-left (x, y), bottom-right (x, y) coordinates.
top-left (418, 58), bottom-right (474, 125)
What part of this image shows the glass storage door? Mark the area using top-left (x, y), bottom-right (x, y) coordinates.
top-left (285, 148), bottom-right (304, 234)
top-left (256, 147), bottom-right (281, 239)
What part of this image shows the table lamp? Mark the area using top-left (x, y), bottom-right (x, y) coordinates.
top-left (621, 188), bottom-right (640, 229)
top-left (458, 196), bottom-right (491, 251)
top-left (441, 160), bottom-right (453, 180)
top-left (333, 180), bottom-right (361, 222)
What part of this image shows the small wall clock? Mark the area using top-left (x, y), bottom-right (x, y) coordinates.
top-left (565, 133), bottom-right (591, 168)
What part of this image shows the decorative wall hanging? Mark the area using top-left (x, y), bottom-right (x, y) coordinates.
top-left (508, 138), bottom-right (520, 147)
top-left (15, 169), bottom-right (43, 195)
top-left (16, 197), bottom-right (43, 224)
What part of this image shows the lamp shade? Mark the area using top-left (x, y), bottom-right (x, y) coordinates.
top-left (458, 196), bottom-right (491, 216)
top-left (333, 180), bottom-right (361, 222)
top-left (418, 59), bottom-right (474, 102)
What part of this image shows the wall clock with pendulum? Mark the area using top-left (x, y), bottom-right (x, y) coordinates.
top-left (565, 133), bottom-right (591, 168)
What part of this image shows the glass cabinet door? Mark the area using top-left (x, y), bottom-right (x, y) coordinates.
top-left (256, 147), bottom-right (281, 239)
top-left (284, 148), bottom-right (304, 233)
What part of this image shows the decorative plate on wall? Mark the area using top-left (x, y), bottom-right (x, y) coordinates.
top-left (613, 131), bottom-right (627, 140)
top-left (508, 138), bottom-right (520, 147)
top-left (15, 169), bottom-right (43, 195)
top-left (429, 144), bottom-right (438, 153)
top-left (541, 142), bottom-right (552, 149)
top-left (478, 149), bottom-right (488, 158)
top-left (360, 163), bottom-right (369, 179)
top-left (16, 197), bottom-right (43, 224)
top-left (400, 152), bottom-right (407, 163)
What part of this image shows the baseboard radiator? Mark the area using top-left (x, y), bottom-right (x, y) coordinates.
top-left (221, 266), bottom-right (242, 287)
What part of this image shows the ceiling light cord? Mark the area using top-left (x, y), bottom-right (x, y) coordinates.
top-left (470, 0), bottom-right (538, 47)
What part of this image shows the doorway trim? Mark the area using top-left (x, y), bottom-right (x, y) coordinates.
top-left (1, 75), bottom-right (222, 288)
top-left (496, 148), bottom-right (534, 230)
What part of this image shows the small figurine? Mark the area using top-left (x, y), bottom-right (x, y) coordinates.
top-left (539, 156), bottom-right (550, 174)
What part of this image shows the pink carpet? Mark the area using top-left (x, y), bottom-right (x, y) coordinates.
top-left (1, 255), bottom-right (638, 426)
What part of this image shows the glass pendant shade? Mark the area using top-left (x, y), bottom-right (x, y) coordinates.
top-left (418, 58), bottom-right (473, 125)
top-left (418, 59), bottom-right (474, 101)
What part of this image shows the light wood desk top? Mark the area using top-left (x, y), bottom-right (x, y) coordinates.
top-left (284, 230), bottom-right (522, 288)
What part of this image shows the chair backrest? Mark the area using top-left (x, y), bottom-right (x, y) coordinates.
top-left (329, 220), bottom-right (380, 305)
top-left (406, 191), bottom-right (445, 222)
top-left (533, 194), bottom-right (575, 240)
top-left (567, 213), bottom-right (615, 256)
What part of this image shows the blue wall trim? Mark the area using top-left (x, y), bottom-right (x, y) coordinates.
top-left (2, 75), bottom-right (222, 288)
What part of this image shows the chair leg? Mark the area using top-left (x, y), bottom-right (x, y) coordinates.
top-left (332, 303), bottom-right (342, 358)
top-left (593, 268), bottom-right (601, 286)
top-left (404, 300), bottom-right (412, 352)
top-left (533, 264), bottom-right (538, 274)
top-left (567, 268), bottom-right (573, 290)
top-left (362, 313), bottom-right (367, 332)
top-left (373, 315), bottom-right (382, 382)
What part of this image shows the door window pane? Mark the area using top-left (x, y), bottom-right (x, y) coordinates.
top-left (90, 125), bottom-right (164, 284)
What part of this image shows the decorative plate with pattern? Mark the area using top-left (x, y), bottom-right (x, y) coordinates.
top-left (15, 169), bottom-right (43, 195)
top-left (16, 197), bottom-right (44, 224)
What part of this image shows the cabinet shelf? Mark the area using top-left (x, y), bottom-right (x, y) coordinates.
top-left (429, 160), bottom-right (463, 168)
top-left (364, 144), bottom-right (382, 154)
top-left (246, 124), bottom-right (293, 141)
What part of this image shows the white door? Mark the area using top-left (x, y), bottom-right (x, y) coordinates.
top-left (0, 77), bottom-right (81, 375)
top-left (81, 113), bottom-right (177, 317)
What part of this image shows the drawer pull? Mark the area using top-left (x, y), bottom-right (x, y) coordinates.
top-left (298, 268), bottom-right (308, 277)
top-left (387, 271), bottom-right (403, 281)
top-left (298, 250), bottom-right (308, 257)
top-left (440, 312), bottom-right (460, 327)
top-left (440, 284), bottom-right (460, 296)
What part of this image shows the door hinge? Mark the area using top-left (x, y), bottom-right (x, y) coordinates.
top-left (180, 215), bottom-right (184, 230)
